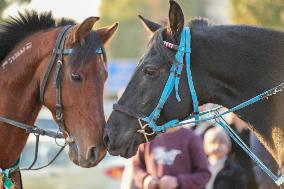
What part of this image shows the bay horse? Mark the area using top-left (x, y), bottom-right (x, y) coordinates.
top-left (0, 11), bottom-right (118, 188)
top-left (104, 0), bottom-right (284, 186)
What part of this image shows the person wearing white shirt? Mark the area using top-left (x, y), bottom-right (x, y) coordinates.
top-left (203, 126), bottom-right (247, 189)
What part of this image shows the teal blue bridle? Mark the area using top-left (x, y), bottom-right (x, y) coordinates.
top-left (141, 27), bottom-right (199, 133)
top-left (113, 26), bottom-right (284, 186)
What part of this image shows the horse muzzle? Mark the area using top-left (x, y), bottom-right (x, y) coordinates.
top-left (68, 141), bottom-right (106, 168)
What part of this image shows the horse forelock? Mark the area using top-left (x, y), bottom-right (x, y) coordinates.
top-left (188, 17), bottom-right (210, 28)
top-left (68, 31), bottom-right (106, 68)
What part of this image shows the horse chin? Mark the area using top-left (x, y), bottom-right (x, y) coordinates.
top-left (77, 155), bottom-right (105, 168)
top-left (108, 138), bottom-right (140, 158)
top-left (122, 144), bottom-right (139, 158)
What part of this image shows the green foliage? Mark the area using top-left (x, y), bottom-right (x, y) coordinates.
top-left (0, 1), bottom-right (8, 20)
top-left (0, 0), bottom-right (31, 21)
top-left (231, 0), bottom-right (284, 30)
top-left (99, 0), bottom-right (208, 58)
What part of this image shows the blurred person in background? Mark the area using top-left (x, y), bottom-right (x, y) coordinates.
top-left (120, 158), bottom-right (139, 189)
top-left (192, 104), bottom-right (258, 189)
top-left (203, 126), bottom-right (247, 189)
top-left (132, 127), bottom-right (210, 189)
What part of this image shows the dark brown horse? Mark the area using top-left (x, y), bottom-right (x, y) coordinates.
top-left (104, 0), bottom-right (284, 185)
top-left (0, 11), bottom-right (117, 188)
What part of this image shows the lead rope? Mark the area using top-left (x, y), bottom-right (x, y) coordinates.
top-left (171, 82), bottom-right (284, 128)
top-left (21, 145), bottom-right (66, 171)
top-left (213, 110), bottom-right (284, 186)
top-left (20, 133), bottom-right (67, 171)
top-left (26, 134), bottom-right (40, 170)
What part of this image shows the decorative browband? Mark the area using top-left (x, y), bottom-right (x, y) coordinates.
top-left (163, 41), bottom-right (179, 51)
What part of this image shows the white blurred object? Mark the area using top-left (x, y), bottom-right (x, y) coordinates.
top-left (206, 0), bottom-right (231, 24)
top-left (182, 103), bottom-right (235, 136)
top-left (3, 0), bottom-right (100, 22)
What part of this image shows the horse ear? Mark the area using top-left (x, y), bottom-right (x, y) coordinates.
top-left (167, 0), bottom-right (184, 40)
top-left (95, 22), bottom-right (119, 44)
top-left (138, 15), bottom-right (161, 33)
top-left (68, 17), bottom-right (99, 45)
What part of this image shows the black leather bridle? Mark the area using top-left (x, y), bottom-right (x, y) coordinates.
top-left (39, 25), bottom-right (74, 143)
top-left (0, 25), bottom-right (74, 170)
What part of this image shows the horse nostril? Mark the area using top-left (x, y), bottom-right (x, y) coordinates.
top-left (87, 146), bottom-right (98, 163)
top-left (103, 134), bottom-right (110, 148)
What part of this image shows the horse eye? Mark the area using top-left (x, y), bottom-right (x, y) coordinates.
top-left (144, 66), bottom-right (158, 76)
top-left (71, 73), bottom-right (82, 82)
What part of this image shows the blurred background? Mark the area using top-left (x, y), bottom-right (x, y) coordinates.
top-left (1, 0), bottom-right (284, 188)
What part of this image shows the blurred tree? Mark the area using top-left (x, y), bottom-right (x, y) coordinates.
top-left (231, 0), bottom-right (284, 30)
top-left (0, 0), bottom-right (31, 21)
top-left (99, 0), bottom-right (208, 58)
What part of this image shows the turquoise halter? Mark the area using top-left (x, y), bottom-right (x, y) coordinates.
top-left (142, 27), bottom-right (199, 133)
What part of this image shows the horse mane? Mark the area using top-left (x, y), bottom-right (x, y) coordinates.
top-left (188, 17), bottom-right (210, 28)
top-left (0, 10), bottom-right (76, 63)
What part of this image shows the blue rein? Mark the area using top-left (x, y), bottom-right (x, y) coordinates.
top-left (141, 27), bottom-right (284, 186)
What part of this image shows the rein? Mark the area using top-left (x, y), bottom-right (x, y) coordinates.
top-left (113, 27), bottom-right (284, 186)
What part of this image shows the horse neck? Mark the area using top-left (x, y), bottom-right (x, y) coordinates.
top-left (192, 25), bottom-right (284, 163)
top-left (0, 28), bottom-right (59, 168)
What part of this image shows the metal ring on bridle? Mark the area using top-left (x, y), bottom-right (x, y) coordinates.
top-left (137, 118), bottom-right (155, 142)
top-left (57, 59), bottom-right (62, 65)
top-left (56, 113), bottom-right (63, 121)
top-left (55, 131), bottom-right (66, 147)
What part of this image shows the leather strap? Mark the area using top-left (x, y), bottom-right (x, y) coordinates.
top-left (113, 103), bottom-right (145, 119)
top-left (39, 25), bottom-right (72, 103)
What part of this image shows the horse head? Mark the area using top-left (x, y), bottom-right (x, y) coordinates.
top-left (104, 0), bottom-right (195, 158)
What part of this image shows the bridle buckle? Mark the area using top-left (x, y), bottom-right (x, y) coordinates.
top-left (55, 113), bottom-right (63, 121)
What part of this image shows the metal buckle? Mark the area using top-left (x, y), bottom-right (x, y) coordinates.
top-left (137, 119), bottom-right (155, 142)
top-left (56, 113), bottom-right (63, 121)
top-left (55, 130), bottom-right (74, 147)
top-left (57, 60), bottom-right (63, 65)
top-left (63, 130), bottom-right (75, 143)
top-left (55, 135), bottom-right (66, 147)
top-left (96, 47), bottom-right (103, 54)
